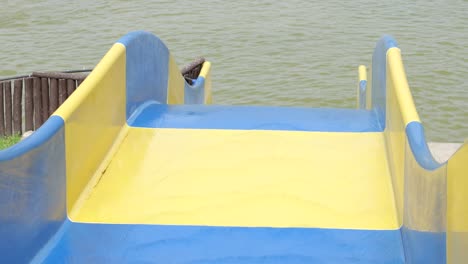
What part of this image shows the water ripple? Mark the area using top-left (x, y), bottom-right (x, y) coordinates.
top-left (0, 0), bottom-right (466, 141)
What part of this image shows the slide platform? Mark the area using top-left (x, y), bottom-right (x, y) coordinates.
top-left (0, 31), bottom-right (467, 264)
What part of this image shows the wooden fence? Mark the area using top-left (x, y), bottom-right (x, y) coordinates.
top-left (0, 58), bottom-right (205, 137)
top-left (0, 70), bottom-right (90, 136)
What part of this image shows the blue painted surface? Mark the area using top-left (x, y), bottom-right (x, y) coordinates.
top-left (118, 31), bottom-right (169, 118)
top-left (405, 121), bottom-right (442, 170)
top-left (0, 116), bottom-right (66, 263)
top-left (0, 33), bottom-right (450, 262)
top-left (185, 76), bottom-right (205, 104)
top-left (128, 103), bottom-right (383, 132)
top-left (359, 80), bottom-right (367, 109)
top-left (0, 116), bottom-right (65, 162)
top-left (42, 222), bottom-right (404, 264)
top-left (402, 227), bottom-right (446, 264)
top-left (371, 35), bottom-right (398, 127)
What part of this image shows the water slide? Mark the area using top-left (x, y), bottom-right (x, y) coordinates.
top-left (0, 31), bottom-right (467, 264)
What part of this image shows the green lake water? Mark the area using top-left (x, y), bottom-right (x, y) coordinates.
top-left (1, 0), bottom-right (467, 141)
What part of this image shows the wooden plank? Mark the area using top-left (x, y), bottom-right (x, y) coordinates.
top-left (13, 79), bottom-right (23, 134)
top-left (49, 78), bottom-right (59, 115)
top-left (32, 71), bottom-right (89, 80)
top-left (41, 77), bottom-right (49, 122)
top-left (4, 81), bottom-right (12, 136)
top-left (77, 79), bottom-right (84, 87)
top-left (33, 77), bottom-right (42, 129)
top-left (66, 79), bottom-right (75, 97)
top-left (59, 79), bottom-right (67, 105)
top-left (0, 82), bottom-right (4, 136)
top-left (24, 78), bottom-right (33, 131)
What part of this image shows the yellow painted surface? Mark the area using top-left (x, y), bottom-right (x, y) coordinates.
top-left (53, 43), bottom-right (127, 213)
top-left (68, 124), bottom-right (131, 220)
top-left (200, 61), bottom-right (212, 104)
top-left (383, 45), bottom-right (451, 235)
top-left (71, 128), bottom-right (398, 230)
top-left (447, 143), bottom-right (468, 264)
top-left (358, 65), bottom-right (367, 81)
top-left (448, 143), bottom-right (468, 230)
top-left (383, 47), bottom-right (427, 226)
top-left (167, 55), bottom-right (185, 104)
top-left (384, 66), bottom-right (406, 225)
top-left (403, 144), bottom-right (447, 231)
top-left (387, 48), bottom-right (420, 125)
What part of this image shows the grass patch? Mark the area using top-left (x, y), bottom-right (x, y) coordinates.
top-left (0, 134), bottom-right (21, 150)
